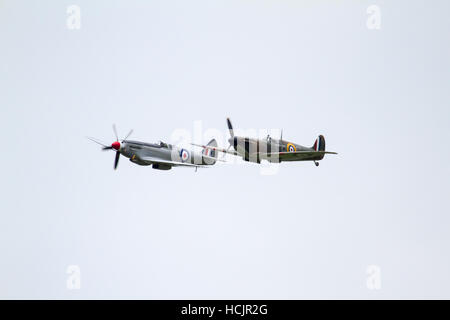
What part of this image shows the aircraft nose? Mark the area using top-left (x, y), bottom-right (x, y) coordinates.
top-left (111, 141), bottom-right (121, 150)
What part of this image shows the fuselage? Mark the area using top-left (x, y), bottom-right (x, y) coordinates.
top-left (119, 140), bottom-right (209, 166)
top-left (229, 136), bottom-right (321, 163)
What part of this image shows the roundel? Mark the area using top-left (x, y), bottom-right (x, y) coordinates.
top-left (180, 149), bottom-right (190, 162)
top-left (287, 143), bottom-right (296, 152)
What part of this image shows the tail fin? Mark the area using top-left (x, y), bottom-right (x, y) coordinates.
top-left (202, 139), bottom-right (218, 165)
top-left (312, 135), bottom-right (326, 152)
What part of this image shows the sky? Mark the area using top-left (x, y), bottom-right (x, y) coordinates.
top-left (0, 0), bottom-right (449, 299)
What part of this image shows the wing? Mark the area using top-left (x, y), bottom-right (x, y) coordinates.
top-left (139, 156), bottom-right (209, 168)
top-left (201, 154), bottom-right (226, 163)
top-left (190, 143), bottom-right (239, 156)
top-left (261, 150), bottom-right (338, 161)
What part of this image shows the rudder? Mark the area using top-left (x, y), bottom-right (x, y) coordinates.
top-left (312, 135), bottom-right (326, 152)
top-left (202, 139), bottom-right (218, 165)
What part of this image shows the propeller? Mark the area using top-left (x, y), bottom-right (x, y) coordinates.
top-left (226, 117), bottom-right (235, 149)
top-left (114, 150), bottom-right (120, 170)
top-left (112, 124), bottom-right (119, 141)
top-left (87, 136), bottom-right (108, 148)
top-left (220, 117), bottom-right (236, 161)
top-left (123, 129), bottom-right (134, 141)
top-left (87, 124), bottom-right (133, 170)
top-left (226, 117), bottom-right (234, 138)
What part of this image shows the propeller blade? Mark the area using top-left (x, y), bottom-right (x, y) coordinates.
top-left (86, 136), bottom-right (108, 148)
top-left (102, 146), bottom-right (113, 151)
top-left (114, 151), bottom-right (120, 170)
top-left (122, 129), bottom-right (133, 141)
top-left (226, 118), bottom-right (234, 138)
top-left (112, 124), bottom-right (119, 141)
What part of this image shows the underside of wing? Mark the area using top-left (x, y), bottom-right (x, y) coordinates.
top-left (201, 154), bottom-right (226, 162)
top-left (261, 150), bottom-right (338, 161)
top-left (139, 156), bottom-right (207, 168)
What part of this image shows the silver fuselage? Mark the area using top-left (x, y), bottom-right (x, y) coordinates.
top-left (120, 140), bottom-right (209, 166)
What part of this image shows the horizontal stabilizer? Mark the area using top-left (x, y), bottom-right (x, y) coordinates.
top-left (191, 143), bottom-right (239, 156)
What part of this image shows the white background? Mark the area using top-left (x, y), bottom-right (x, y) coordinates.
top-left (0, 0), bottom-right (449, 298)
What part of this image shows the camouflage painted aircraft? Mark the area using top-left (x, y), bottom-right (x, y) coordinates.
top-left (193, 118), bottom-right (337, 166)
top-left (88, 125), bottom-right (218, 170)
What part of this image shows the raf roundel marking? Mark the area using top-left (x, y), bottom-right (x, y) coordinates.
top-left (287, 143), bottom-right (296, 152)
top-left (180, 149), bottom-right (190, 162)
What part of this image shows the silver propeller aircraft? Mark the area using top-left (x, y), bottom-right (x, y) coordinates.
top-left (194, 118), bottom-right (337, 166)
top-left (88, 125), bottom-right (219, 170)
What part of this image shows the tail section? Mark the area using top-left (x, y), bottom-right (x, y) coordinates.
top-left (202, 139), bottom-right (218, 165)
top-left (312, 135), bottom-right (326, 152)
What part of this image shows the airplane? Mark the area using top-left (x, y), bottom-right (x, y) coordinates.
top-left (87, 125), bottom-right (219, 170)
top-left (193, 118), bottom-right (337, 166)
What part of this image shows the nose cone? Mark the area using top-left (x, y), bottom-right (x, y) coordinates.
top-left (111, 141), bottom-right (121, 150)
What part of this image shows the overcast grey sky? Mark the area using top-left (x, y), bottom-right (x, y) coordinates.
top-left (1, 0), bottom-right (449, 299)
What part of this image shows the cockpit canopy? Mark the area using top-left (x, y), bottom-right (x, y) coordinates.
top-left (123, 140), bottom-right (169, 149)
